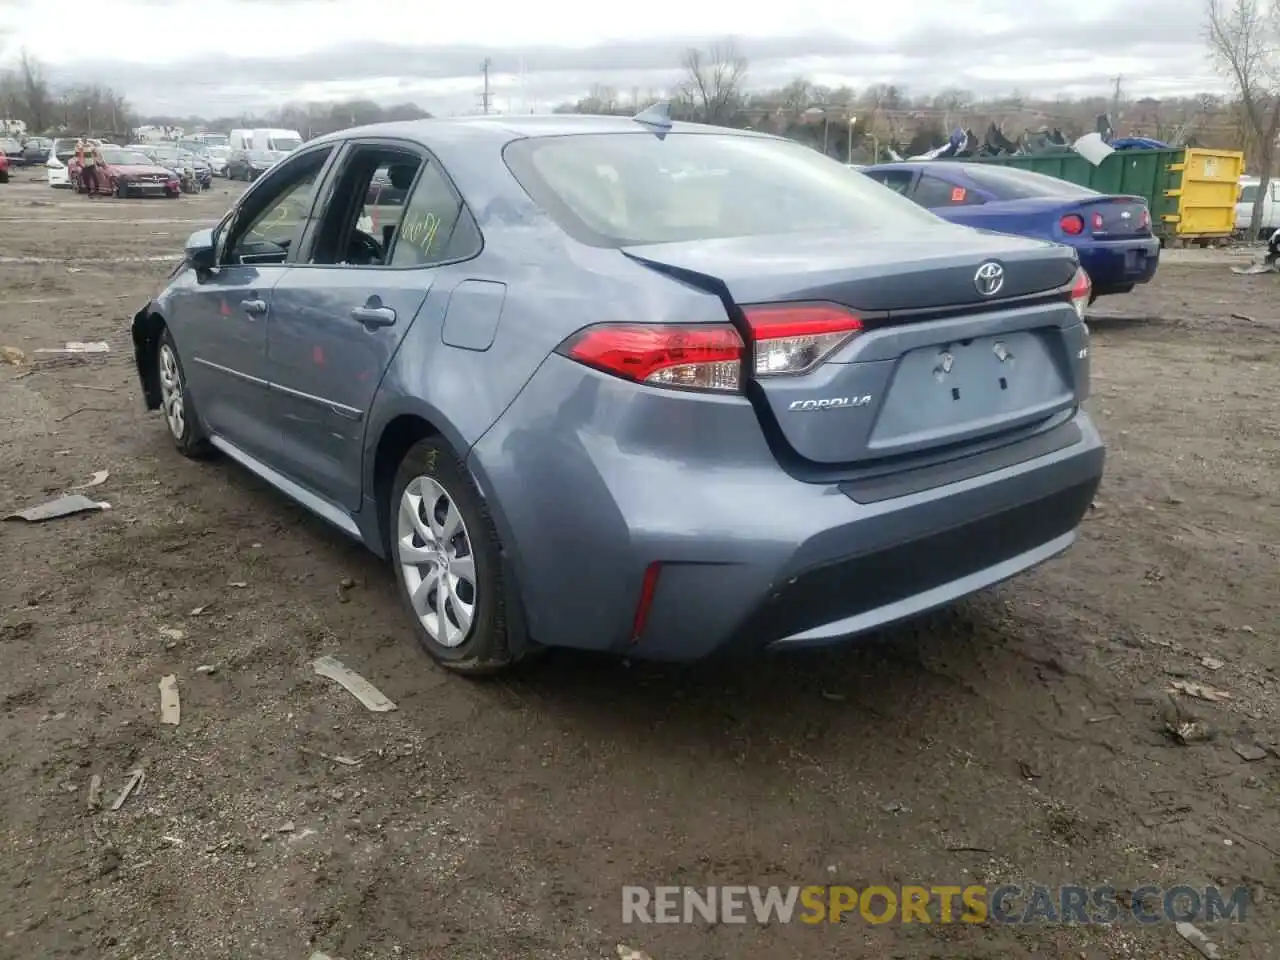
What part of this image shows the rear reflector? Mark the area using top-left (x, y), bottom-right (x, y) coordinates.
top-left (1060, 214), bottom-right (1085, 235)
top-left (742, 303), bottom-right (863, 376)
top-left (1091, 212), bottom-right (1105, 230)
top-left (557, 323), bottom-right (744, 392)
top-left (1068, 266), bottom-right (1091, 320)
top-left (631, 562), bottom-right (662, 643)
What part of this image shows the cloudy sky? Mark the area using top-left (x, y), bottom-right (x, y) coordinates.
top-left (0, 0), bottom-right (1224, 117)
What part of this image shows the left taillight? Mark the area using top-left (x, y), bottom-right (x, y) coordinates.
top-left (557, 302), bottom-right (864, 393)
top-left (557, 323), bottom-right (744, 393)
top-left (1068, 266), bottom-right (1091, 321)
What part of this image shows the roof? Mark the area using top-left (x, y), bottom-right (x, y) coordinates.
top-left (307, 113), bottom-right (780, 148)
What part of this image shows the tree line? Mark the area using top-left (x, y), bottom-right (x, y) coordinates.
top-left (0, 50), bottom-right (432, 140)
top-left (553, 39), bottom-right (1255, 165)
top-left (0, 29), bottom-right (1265, 176)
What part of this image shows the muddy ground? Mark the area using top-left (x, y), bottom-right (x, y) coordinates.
top-left (0, 173), bottom-right (1277, 960)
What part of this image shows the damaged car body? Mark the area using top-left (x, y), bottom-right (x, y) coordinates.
top-left (131, 112), bottom-right (1104, 676)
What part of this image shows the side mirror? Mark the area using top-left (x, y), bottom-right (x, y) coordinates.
top-left (184, 227), bottom-right (217, 275)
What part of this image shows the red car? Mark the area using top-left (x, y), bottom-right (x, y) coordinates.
top-left (0, 151), bottom-right (9, 184)
top-left (69, 147), bottom-right (180, 198)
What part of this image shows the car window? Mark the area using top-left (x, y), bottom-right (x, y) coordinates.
top-left (912, 174), bottom-right (983, 208)
top-left (863, 169), bottom-right (915, 195)
top-left (226, 147), bottom-right (334, 263)
top-left (503, 132), bottom-right (942, 247)
top-left (101, 150), bottom-right (154, 165)
top-left (307, 145), bottom-right (423, 266)
top-left (1240, 185), bottom-right (1258, 204)
top-left (390, 162), bottom-right (482, 267)
top-left (960, 165), bottom-right (1098, 199)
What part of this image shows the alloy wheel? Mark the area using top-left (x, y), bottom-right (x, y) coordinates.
top-left (396, 476), bottom-right (477, 648)
top-left (158, 343), bottom-right (186, 439)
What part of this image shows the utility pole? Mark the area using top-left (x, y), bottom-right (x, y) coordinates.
top-left (480, 58), bottom-right (492, 115)
top-left (1110, 75), bottom-right (1123, 120)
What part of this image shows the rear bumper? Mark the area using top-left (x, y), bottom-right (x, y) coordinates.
top-left (1080, 237), bottom-right (1160, 293)
top-left (469, 357), bottom-right (1105, 662)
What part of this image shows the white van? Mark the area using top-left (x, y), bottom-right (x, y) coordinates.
top-left (1235, 175), bottom-right (1280, 237)
top-left (251, 128), bottom-right (303, 154)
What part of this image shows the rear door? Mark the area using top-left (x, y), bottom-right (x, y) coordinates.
top-left (265, 138), bottom-right (484, 509)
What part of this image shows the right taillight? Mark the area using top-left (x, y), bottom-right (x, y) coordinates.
top-left (1068, 266), bottom-right (1091, 320)
top-left (1060, 214), bottom-right (1085, 235)
top-left (743, 303), bottom-right (863, 376)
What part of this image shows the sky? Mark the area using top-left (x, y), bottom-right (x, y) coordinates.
top-left (0, 0), bottom-right (1225, 117)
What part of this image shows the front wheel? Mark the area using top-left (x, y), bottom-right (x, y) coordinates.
top-left (389, 438), bottom-right (524, 675)
top-left (115, 180), bottom-right (129, 199)
top-left (156, 329), bottom-right (211, 458)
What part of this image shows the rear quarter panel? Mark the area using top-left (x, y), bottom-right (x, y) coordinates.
top-left (361, 127), bottom-right (734, 542)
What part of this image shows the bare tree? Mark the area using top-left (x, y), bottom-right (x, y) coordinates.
top-left (1206, 0), bottom-right (1280, 235)
top-left (680, 41), bottom-right (747, 125)
top-left (18, 49), bottom-right (50, 133)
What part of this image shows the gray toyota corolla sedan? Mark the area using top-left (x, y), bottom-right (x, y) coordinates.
top-left (130, 111), bottom-right (1104, 675)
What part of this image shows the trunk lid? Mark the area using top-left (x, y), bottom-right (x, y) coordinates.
top-left (1075, 195), bottom-right (1150, 238)
top-left (623, 228), bottom-right (1087, 467)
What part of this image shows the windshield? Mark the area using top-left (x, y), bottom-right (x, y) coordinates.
top-left (960, 165), bottom-right (1098, 199)
top-left (504, 132), bottom-right (943, 246)
top-left (102, 149), bottom-right (154, 165)
top-left (269, 136), bottom-right (302, 152)
top-left (208, 146), bottom-right (230, 158)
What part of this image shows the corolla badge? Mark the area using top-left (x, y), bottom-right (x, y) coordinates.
top-left (974, 261), bottom-right (1005, 296)
top-left (789, 396), bottom-right (872, 411)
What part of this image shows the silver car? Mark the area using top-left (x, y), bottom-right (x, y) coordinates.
top-left (129, 114), bottom-right (1104, 675)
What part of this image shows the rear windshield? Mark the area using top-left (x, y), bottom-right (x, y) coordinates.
top-left (102, 150), bottom-right (154, 165)
top-left (504, 132), bottom-right (943, 246)
top-left (960, 165), bottom-right (1098, 200)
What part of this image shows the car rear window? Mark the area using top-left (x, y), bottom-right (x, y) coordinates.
top-left (102, 150), bottom-right (153, 165)
top-left (503, 132), bottom-right (943, 246)
top-left (960, 165), bottom-right (1098, 200)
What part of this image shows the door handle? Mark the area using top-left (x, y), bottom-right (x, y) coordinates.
top-left (350, 305), bottom-right (396, 328)
top-left (240, 298), bottom-right (267, 316)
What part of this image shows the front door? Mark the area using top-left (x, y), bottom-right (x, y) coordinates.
top-left (266, 140), bottom-right (484, 509)
top-left (178, 144), bottom-right (335, 462)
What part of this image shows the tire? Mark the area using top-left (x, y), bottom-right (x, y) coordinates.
top-left (0, 171), bottom-right (8, 184)
top-left (115, 180), bottom-right (129, 199)
top-left (156, 328), bottom-right (211, 458)
top-left (388, 438), bottom-right (522, 675)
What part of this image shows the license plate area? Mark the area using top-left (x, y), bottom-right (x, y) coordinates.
top-left (868, 331), bottom-right (1072, 452)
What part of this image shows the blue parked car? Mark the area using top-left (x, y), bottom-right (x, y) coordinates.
top-left (861, 162), bottom-right (1159, 300)
top-left (130, 114), bottom-right (1104, 675)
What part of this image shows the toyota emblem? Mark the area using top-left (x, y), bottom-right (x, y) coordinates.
top-left (974, 261), bottom-right (1005, 297)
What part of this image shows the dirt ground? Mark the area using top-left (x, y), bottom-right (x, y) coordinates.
top-left (0, 172), bottom-right (1277, 960)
